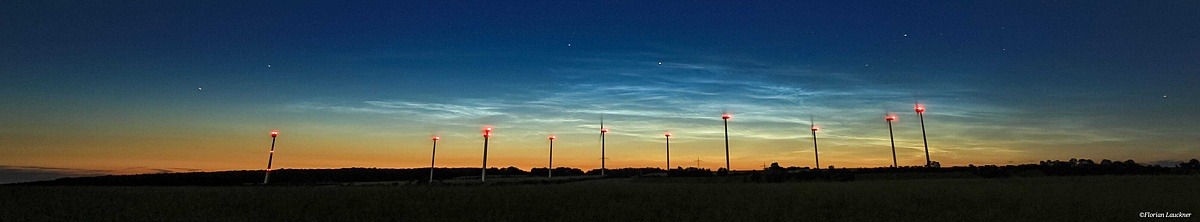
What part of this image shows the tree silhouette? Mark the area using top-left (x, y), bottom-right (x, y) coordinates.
top-left (1182, 159), bottom-right (1200, 169)
top-left (761, 162), bottom-right (787, 182)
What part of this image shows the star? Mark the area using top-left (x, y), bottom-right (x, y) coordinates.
top-left (267, 65), bottom-right (272, 68)
top-left (198, 87), bottom-right (203, 91)
top-left (1163, 95), bottom-right (1168, 98)
top-left (567, 43), bottom-right (571, 47)
top-left (903, 34), bottom-right (907, 37)
top-left (658, 62), bottom-right (662, 65)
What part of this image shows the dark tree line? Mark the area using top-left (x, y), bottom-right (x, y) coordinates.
top-left (749, 158), bottom-right (1200, 183)
top-left (751, 163), bottom-right (854, 182)
top-left (1027, 158), bottom-right (1199, 176)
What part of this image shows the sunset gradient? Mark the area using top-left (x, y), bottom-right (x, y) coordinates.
top-left (2, 1), bottom-right (1197, 182)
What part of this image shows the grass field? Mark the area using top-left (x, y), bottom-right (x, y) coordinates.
top-left (3, 175), bottom-right (1197, 221)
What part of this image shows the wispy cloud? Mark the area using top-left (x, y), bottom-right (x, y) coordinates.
top-left (285, 55), bottom-right (1163, 166)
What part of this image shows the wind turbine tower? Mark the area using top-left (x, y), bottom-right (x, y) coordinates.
top-left (722, 112), bottom-right (732, 171)
top-left (664, 131), bottom-right (671, 175)
top-left (548, 135), bottom-right (556, 178)
top-left (263, 130), bottom-right (278, 185)
top-left (810, 117), bottom-right (820, 170)
top-left (481, 126), bottom-right (492, 182)
top-left (885, 113), bottom-right (898, 168)
top-left (600, 117), bottom-right (609, 176)
top-left (429, 135), bottom-right (439, 183)
top-left (916, 103), bottom-right (931, 167)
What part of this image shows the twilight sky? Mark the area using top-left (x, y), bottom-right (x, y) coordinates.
top-left (2, 1), bottom-right (1198, 183)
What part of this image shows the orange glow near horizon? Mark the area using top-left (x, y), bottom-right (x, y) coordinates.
top-left (1, 101), bottom-right (1193, 177)
top-left (2, 126), bottom-right (1192, 176)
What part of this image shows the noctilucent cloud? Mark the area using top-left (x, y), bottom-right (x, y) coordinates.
top-left (1, 1), bottom-right (1197, 180)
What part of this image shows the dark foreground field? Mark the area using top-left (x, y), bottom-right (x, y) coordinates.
top-left (3, 175), bottom-right (1197, 221)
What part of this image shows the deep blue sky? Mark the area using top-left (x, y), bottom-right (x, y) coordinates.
top-left (1, 1), bottom-right (1198, 181)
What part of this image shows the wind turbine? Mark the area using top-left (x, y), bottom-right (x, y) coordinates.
top-left (481, 126), bottom-right (492, 182)
top-left (915, 103), bottom-right (931, 167)
top-left (547, 135), bottom-right (556, 178)
top-left (885, 113), bottom-right (898, 168)
top-left (664, 131), bottom-right (671, 175)
top-left (810, 116), bottom-right (820, 170)
top-left (722, 112), bottom-right (732, 172)
top-left (600, 116), bottom-right (608, 176)
top-left (263, 130), bottom-right (279, 185)
top-left (429, 135), bottom-right (439, 183)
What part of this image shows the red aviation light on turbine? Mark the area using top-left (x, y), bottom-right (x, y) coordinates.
top-left (548, 135), bottom-right (556, 141)
top-left (270, 130), bottom-right (279, 137)
top-left (432, 136), bottom-right (440, 141)
top-left (483, 127), bottom-right (493, 138)
top-left (811, 125), bottom-right (820, 132)
top-left (886, 114), bottom-right (898, 121)
top-left (601, 128), bottom-right (609, 134)
top-left (664, 132), bottom-right (672, 138)
top-left (915, 104), bottom-right (926, 113)
top-left (722, 113), bottom-right (732, 120)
